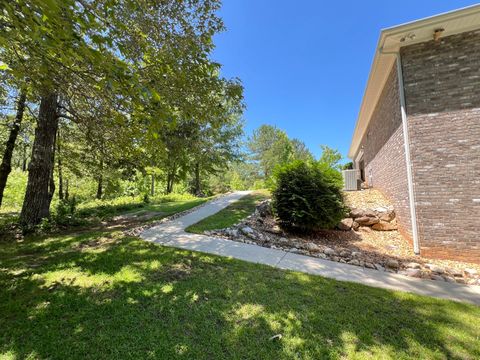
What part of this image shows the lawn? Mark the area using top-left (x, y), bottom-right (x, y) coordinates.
top-left (72, 194), bottom-right (212, 223)
top-left (0, 194), bottom-right (211, 234)
top-left (1, 230), bottom-right (479, 359)
top-left (186, 190), bottom-right (269, 234)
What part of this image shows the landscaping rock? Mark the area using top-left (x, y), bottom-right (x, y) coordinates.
top-left (349, 208), bottom-right (365, 218)
top-left (351, 251), bottom-right (361, 259)
top-left (447, 268), bottom-right (463, 277)
top-left (227, 228), bottom-right (239, 237)
top-left (240, 226), bottom-right (255, 237)
top-left (355, 216), bottom-right (379, 226)
top-left (371, 220), bottom-right (398, 231)
top-left (464, 268), bottom-right (478, 276)
top-left (217, 199), bottom-right (477, 287)
top-left (379, 210), bottom-right (396, 222)
top-left (421, 271), bottom-right (432, 279)
top-left (339, 250), bottom-right (351, 258)
top-left (255, 200), bottom-right (272, 218)
top-left (405, 262), bottom-right (421, 269)
top-left (385, 259), bottom-right (400, 270)
top-left (266, 225), bottom-right (282, 235)
top-left (305, 243), bottom-right (321, 252)
top-left (400, 268), bottom-right (422, 278)
top-left (337, 218), bottom-right (353, 231)
top-left (426, 264), bottom-right (445, 274)
top-left (363, 209), bottom-right (377, 218)
top-left (374, 264), bottom-right (385, 271)
top-left (323, 247), bottom-right (337, 256)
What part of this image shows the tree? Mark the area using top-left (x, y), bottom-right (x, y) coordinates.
top-left (248, 125), bottom-right (293, 179)
top-left (0, 89), bottom-right (26, 207)
top-left (188, 80), bottom-right (244, 195)
top-left (2, 0), bottom-right (232, 227)
top-left (318, 145), bottom-right (342, 170)
top-left (290, 138), bottom-right (314, 162)
top-left (20, 93), bottom-right (58, 226)
top-left (2, 0), bottom-right (122, 226)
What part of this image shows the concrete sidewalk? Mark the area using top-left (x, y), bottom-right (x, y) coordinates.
top-left (141, 192), bottom-right (480, 306)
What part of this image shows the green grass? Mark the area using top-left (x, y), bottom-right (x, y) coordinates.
top-left (1, 231), bottom-right (479, 359)
top-left (0, 194), bottom-right (210, 232)
top-left (75, 193), bottom-right (211, 222)
top-left (186, 190), bottom-right (270, 234)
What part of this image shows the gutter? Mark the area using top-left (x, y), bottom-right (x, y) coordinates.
top-left (379, 47), bottom-right (420, 255)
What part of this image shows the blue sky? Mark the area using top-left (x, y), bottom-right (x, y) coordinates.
top-left (212, 0), bottom-right (479, 159)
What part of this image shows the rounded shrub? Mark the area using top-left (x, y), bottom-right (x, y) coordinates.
top-left (271, 160), bottom-right (346, 231)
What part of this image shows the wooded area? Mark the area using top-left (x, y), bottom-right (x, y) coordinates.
top-left (1, 0), bottom-right (248, 229)
top-left (0, 1), bottom-right (337, 232)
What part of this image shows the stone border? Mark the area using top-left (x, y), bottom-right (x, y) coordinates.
top-left (205, 201), bottom-right (480, 286)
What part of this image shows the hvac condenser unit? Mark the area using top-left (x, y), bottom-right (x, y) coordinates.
top-left (342, 169), bottom-right (359, 191)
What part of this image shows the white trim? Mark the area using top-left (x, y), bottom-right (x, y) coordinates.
top-left (381, 3), bottom-right (480, 35)
top-left (354, 149), bottom-right (364, 180)
top-left (354, 149), bottom-right (364, 165)
top-left (395, 53), bottom-right (420, 255)
top-left (348, 4), bottom-right (480, 158)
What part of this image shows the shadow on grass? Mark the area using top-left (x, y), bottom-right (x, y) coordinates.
top-left (0, 232), bottom-right (479, 359)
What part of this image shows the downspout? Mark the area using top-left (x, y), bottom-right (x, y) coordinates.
top-left (379, 47), bottom-right (420, 255)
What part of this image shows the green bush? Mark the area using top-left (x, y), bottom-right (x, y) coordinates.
top-left (52, 197), bottom-right (83, 226)
top-left (271, 160), bottom-right (346, 231)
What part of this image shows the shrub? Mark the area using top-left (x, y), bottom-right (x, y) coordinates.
top-left (271, 160), bottom-right (346, 231)
top-left (52, 197), bottom-right (82, 226)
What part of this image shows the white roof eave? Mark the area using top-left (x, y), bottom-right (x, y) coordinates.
top-left (348, 4), bottom-right (480, 159)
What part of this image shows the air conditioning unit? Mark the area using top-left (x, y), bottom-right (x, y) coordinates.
top-left (342, 169), bottom-right (359, 191)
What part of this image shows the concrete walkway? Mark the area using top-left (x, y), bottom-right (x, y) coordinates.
top-left (141, 192), bottom-right (480, 305)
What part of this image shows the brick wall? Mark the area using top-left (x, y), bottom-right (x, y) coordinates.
top-left (401, 30), bottom-right (480, 263)
top-left (356, 65), bottom-right (413, 241)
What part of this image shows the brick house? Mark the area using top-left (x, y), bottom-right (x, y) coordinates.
top-left (348, 5), bottom-right (480, 264)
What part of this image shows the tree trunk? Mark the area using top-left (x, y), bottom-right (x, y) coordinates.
top-left (20, 92), bottom-right (58, 228)
top-left (0, 91), bottom-right (26, 207)
top-left (150, 174), bottom-right (155, 196)
top-left (166, 172), bottom-right (174, 194)
top-left (48, 130), bottom-right (57, 205)
top-left (22, 143), bottom-right (28, 171)
top-left (65, 178), bottom-right (69, 201)
top-left (57, 129), bottom-right (63, 200)
top-left (193, 162), bottom-right (201, 196)
top-left (96, 157), bottom-right (103, 199)
top-left (96, 175), bottom-right (103, 199)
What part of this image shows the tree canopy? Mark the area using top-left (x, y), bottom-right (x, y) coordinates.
top-left (0, 0), bottom-right (245, 228)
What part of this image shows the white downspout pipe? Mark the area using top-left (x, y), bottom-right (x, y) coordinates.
top-left (379, 47), bottom-right (420, 255)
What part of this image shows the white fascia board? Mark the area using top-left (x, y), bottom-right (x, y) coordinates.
top-left (348, 4), bottom-right (480, 159)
